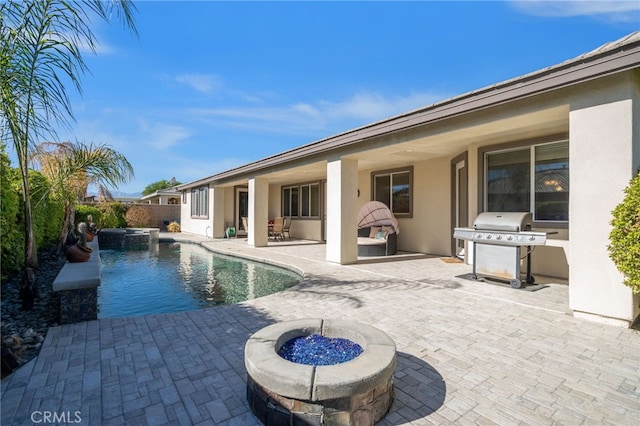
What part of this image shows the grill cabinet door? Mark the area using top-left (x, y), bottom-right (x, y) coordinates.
top-left (475, 244), bottom-right (521, 281)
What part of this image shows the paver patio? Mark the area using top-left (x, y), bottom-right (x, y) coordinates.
top-left (2, 234), bottom-right (639, 425)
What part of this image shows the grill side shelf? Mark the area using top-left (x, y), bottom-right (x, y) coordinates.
top-left (454, 228), bottom-right (548, 246)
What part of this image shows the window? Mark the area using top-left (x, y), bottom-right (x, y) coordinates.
top-left (372, 168), bottom-right (412, 216)
top-left (182, 191), bottom-right (187, 204)
top-left (301, 183), bottom-right (320, 217)
top-left (485, 140), bottom-right (569, 222)
top-left (191, 186), bottom-right (209, 218)
top-left (534, 142), bottom-right (569, 221)
top-left (283, 182), bottom-right (320, 218)
top-left (486, 148), bottom-right (530, 212)
top-left (282, 186), bottom-right (299, 217)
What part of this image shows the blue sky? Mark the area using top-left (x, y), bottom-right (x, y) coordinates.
top-left (38, 1), bottom-right (640, 194)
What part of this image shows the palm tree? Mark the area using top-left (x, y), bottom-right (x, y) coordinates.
top-left (33, 141), bottom-right (135, 254)
top-left (0, 0), bottom-right (136, 309)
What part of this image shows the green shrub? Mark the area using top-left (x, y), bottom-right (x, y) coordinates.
top-left (608, 172), bottom-right (640, 294)
top-left (0, 146), bottom-right (23, 277)
top-left (125, 205), bottom-right (151, 227)
top-left (75, 204), bottom-right (103, 227)
top-left (0, 146), bottom-right (65, 277)
top-left (167, 221), bottom-right (181, 232)
top-left (98, 201), bottom-right (127, 228)
top-left (28, 170), bottom-right (64, 249)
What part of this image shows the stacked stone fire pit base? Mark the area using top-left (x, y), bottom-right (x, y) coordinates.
top-left (245, 318), bottom-right (396, 425)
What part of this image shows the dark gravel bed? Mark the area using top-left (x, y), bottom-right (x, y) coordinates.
top-left (1, 252), bottom-right (65, 378)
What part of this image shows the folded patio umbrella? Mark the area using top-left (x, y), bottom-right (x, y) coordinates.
top-left (356, 201), bottom-right (400, 234)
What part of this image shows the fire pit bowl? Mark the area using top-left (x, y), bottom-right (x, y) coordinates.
top-left (245, 318), bottom-right (396, 425)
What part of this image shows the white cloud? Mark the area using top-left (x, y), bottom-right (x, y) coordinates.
top-left (60, 90), bottom-right (446, 191)
top-left (292, 102), bottom-right (321, 117)
top-left (192, 105), bottom-right (325, 134)
top-left (137, 120), bottom-right (192, 150)
top-left (193, 90), bottom-right (444, 136)
top-left (79, 39), bottom-right (115, 55)
top-left (93, 41), bottom-right (116, 55)
top-left (45, 31), bottom-right (115, 56)
top-left (172, 156), bottom-right (246, 181)
top-left (510, 1), bottom-right (640, 23)
top-left (319, 91), bottom-right (441, 122)
top-left (175, 73), bottom-right (223, 93)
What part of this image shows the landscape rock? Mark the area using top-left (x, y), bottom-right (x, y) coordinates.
top-left (1, 253), bottom-right (65, 377)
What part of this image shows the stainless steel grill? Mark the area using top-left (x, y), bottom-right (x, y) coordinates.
top-left (453, 212), bottom-right (552, 288)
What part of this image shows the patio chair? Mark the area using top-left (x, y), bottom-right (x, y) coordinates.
top-left (282, 216), bottom-right (292, 240)
top-left (225, 222), bottom-right (236, 238)
top-left (242, 217), bottom-right (249, 237)
top-left (269, 217), bottom-right (285, 241)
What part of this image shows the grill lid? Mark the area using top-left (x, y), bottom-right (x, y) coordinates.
top-left (473, 212), bottom-right (532, 232)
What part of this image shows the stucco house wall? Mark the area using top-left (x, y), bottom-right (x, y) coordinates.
top-left (179, 186), bottom-right (215, 238)
top-left (222, 186), bottom-right (235, 235)
top-left (290, 219), bottom-right (323, 241)
top-left (567, 72), bottom-right (640, 325)
top-left (409, 158), bottom-right (452, 255)
top-left (179, 191), bottom-right (194, 233)
top-left (268, 184), bottom-right (280, 220)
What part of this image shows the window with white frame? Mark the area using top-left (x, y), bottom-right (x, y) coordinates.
top-left (301, 183), bottom-right (320, 217)
top-left (372, 167), bottom-right (412, 216)
top-left (485, 140), bottom-right (569, 222)
top-left (283, 182), bottom-right (320, 218)
top-left (190, 186), bottom-right (209, 218)
top-left (282, 186), bottom-right (299, 217)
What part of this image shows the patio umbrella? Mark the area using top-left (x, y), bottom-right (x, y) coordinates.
top-left (356, 201), bottom-right (400, 234)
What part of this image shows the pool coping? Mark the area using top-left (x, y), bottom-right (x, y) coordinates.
top-left (159, 236), bottom-right (306, 281)
top-left (52, 239), bottom-right (101, 292)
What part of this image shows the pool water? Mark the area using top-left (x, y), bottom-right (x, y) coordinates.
top-left (98, 242), bottom-right (301, 318)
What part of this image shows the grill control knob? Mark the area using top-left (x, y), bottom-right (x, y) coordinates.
top-left (529, 236), bottom-right (536, 241)
top-left (507, 236), bottom-right (513, 241)
top-left (486, 235), bottom-right (492, 239)
top-left (497, 235), bottom-right (502, 240)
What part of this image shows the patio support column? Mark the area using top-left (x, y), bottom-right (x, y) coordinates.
top-left (569, 85), bottom-right (640, 326)
top-left (211, 186), bottom-right (225, 238)
top-left (326, 157), bottom-right (358, 264)
top-left (248, 177), bottom-right (269, 247)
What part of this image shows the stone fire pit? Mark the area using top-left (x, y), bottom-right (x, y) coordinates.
top-left (244, 318), bottom-right (396, 425)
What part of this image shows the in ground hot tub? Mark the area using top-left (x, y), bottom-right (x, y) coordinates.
top-left (244, 318), bottom-right (396, 425)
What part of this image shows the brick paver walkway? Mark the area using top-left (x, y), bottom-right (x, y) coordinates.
top-left (2, 234), bottom-right (639, 425)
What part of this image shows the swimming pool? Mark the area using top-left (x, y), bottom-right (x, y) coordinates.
top-left (98, 242), bottom-right (301, 318)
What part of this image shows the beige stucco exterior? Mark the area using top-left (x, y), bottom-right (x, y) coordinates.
top-left (178, 34), bottom-right (640, 327)
top-left (568, 73), bottom-right (640, 326)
